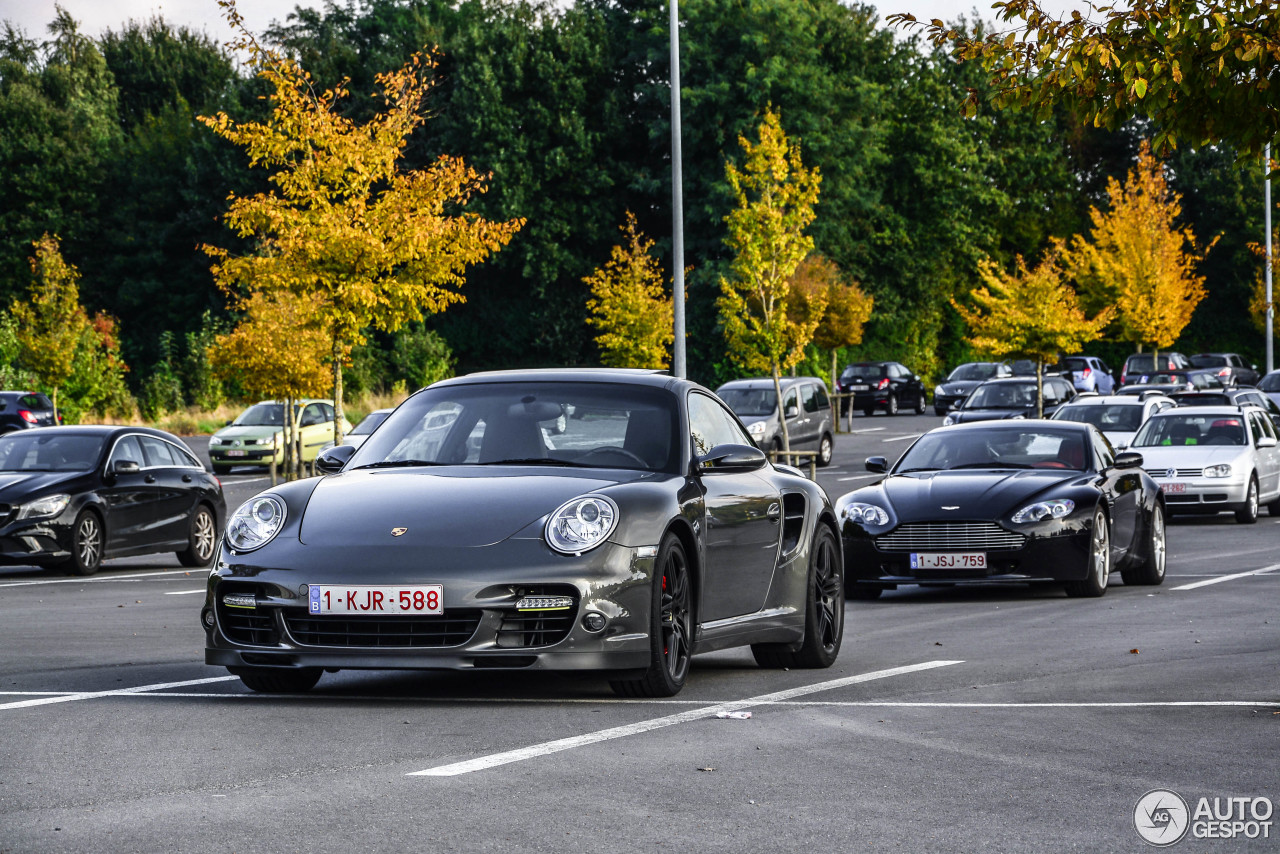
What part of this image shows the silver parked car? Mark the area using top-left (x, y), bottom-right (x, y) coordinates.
top-left (716, 376), bottom-right (835, 466)
top-left (1129, 405), bottom-right (1280, 522)
top-left (1051, 392), bottom-right (1174, 450)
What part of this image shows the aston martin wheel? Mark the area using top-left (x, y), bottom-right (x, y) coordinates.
top-left (753, 526), bottom-right (843, 669)
top-left (1065, 507), bottom-right (1110, 597)
top-left (177, 504), bottom-right (218, 567)
top-left (233, 667), bottom-right (322, 693)
top-left (63, 510), bottom-right (104, 576)
top-left (1235, 476), bottom-right (1259, 524)
top-left (816, 433), bottom-right (834, 467)
top-left (1121, 502), bottom-right (1166, 586)
top-left (611, 533), bottom-right (693, 698)
top-left (886, 394), bottom-right (899, 416)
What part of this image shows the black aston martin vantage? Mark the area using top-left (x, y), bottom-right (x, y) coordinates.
top-left (836, 421), bottom-right (1166, 599)
top-left (203, 369), bottom-right (843, 697)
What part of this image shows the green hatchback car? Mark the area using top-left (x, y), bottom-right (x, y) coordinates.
top-left (208, 400), bottom-right (352, 474)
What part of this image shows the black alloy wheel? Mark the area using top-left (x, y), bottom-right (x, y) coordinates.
top-left (1235, 476), bottom-right (1259, 524)
top-left (816, 434), bottom-right (834, 467)
top-left (886, 394), bottom-right (899, 416)
top-left (611, 533), bottom-right (692, 697)
top-left (178, 505), bottom-right (218, 567)
top-left (1065, 506), bottom-right (1110, 597)
top-left (1121, 502), bottom-right (1166, 586)
top-left (752, 525), bottom-right (843, 668)
top-left (64, 510), bottom-right (104, 576)
top-left (914, 391), bottom-right (926, 415)
top-left (233, 667), bottom-right (322, 693)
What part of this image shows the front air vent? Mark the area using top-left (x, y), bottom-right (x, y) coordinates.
top-left (284, 611), bottom-right (482, 648)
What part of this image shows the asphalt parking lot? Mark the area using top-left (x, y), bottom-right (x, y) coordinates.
top-left (1, 415), bottom-right (1277, 852)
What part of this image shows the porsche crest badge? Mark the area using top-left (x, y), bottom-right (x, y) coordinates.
top-left (391, 527), bottom-right (408, 537)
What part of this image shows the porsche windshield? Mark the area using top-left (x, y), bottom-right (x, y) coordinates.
top-left (349, 382), bottom-right (680, 472)
top-left (1132, 415), bottom-right (1246, 447)
top-left (896, 428), bottom-right (1089, 472)
top-left (0, 433), bottom-right (104, 472)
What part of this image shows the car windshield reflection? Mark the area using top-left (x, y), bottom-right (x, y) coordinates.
top-left (895, 428), bottom-right (1088, 472)
top-left (0, 433), bottom-right (104, 472)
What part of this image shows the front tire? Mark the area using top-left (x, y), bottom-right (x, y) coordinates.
top-left (913, 391), bottom-right (926, 415)
top-left (62, 510), bottom-right (104, 576)
top-left (1065, 507), bottom-right (1110, 597)
top-left (1121, 502), bottom-right (1166, 586)
top-left (611, 533), bottom-right (693, 698)
top-left (233, 667), bottom-right (322, 693)
top-left (752, 525), bottom-right (843, 669)
top-left (886, 394), bottom-right (899, 416)
top-left (1235, 476), bottom-right (1259, 524)
top-left (816, 433), bottom-right (834, 467)
top-left (177, 504), bottom-right (218, 567)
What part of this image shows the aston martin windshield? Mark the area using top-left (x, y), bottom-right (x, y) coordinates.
top-left (348, 382), bottom-right (680, 473)
top-left (894, 427), bottom-right (1089, 472)
top-left (1132, 414), bottom-right (1246, 447)
top-left (0, 433), bottom-right (103, 472)
top-left (718, 387), bottom-right (776, 417)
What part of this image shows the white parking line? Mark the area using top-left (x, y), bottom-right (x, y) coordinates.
top-left (0, 569), bottom-right (207, 589)
top-left (164, 589), bottom-right (207, 595)
top-left (847, 427), bottom-right (885, 434)
top-left (0, 676), bottom-right (239, 711)
top-left (882, 434), bottom-right (920, 443)
top-left (1171, 564), bottom-right (1280, 591)
top-left (408, 660), bottom-right (963, 777)
top-left (837, 474), bottom-right (881, 482)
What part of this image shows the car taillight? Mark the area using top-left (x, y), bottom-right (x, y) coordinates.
top-left (877, 378), bottom-right (890, 390)
top-left (1081, 368), bottom-right (1091, 378)
top-left (19, 409), bottom-right (37, 424)
top-left (1218, 367), bottom-right (1231, 377)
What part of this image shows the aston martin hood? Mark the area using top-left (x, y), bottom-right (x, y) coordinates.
top-left (881, 470), bottom-right (1073, 519)
top-left (298, 468), bottom-right (625, 548)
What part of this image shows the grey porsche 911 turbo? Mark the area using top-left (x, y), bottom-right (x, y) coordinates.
top-left (203, 369), bottom-right (844, 697)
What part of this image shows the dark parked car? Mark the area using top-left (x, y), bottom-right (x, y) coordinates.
top-left (1189, 353), bottom-right (1259, 387)
top-left (1117, 369), bottom-right (1224, 397)
top-left (1259, 370), bottom-right (1280, 409)
top-left (1119, 352), bottom-right (1190, 386)
top-left (716, 376), bottom-right (835, 465)
top-left (345, 407), bottom-right (394, 451)
top-left (836, 420), bottom-right (1166, 599)
top-left (0, 426), bottom-right (226, 575)
top-left (0, 392), bottom-right (61, 433)
top-left (204, 369), bottom-right (844, 697)
top-left (941, 376), bottom-right (1077, 425)
top-left (932, 362), bottom-right (1012, 416)
top-left (838, 361), bottom-right (927, 416)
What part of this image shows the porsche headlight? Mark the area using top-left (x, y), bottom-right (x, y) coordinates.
top-left (225, 495), bottom-right (287, 552)
top-left (545, 495), bottom-right (618, 555)
top-left (837, 498), bottom-right (890, 527)
top-left (1202, 464), bottom-right (1232, 478)
top-left (1012, 498), bottom-right (1075, 523)
top-left (15, 493), bottom-right (70, 520)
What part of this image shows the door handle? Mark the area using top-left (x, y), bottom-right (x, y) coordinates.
top-left (144, 475), bottom-right (156, 484)
top-left (182, 474), bottom-right (193, 483)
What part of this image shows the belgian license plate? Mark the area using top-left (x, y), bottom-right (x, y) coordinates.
top-left (308, 584), bottom-right (443, 615)
top-left (911, 552), bottom-right (987, 570)
top-left (1164, 483), bottom-right (1187, 494)
top-left (226, 449), bottom-right (247, 457)
top-left (851, 384), bottom-right (869, 391)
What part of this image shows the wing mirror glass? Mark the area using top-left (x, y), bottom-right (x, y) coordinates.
top-left (113, 459), bottom-right (140, 476)
top-left (697, 443), bottom-right (768, 474)
top-left (865, 455), bottom-right (888, 473)
top-left (315, 444), bottom-right (356, 474)
top-left (1113, 451), bottom-right (1144, 469)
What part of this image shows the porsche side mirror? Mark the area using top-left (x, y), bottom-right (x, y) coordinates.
top-left (315, 444), bottom-right (356, 474)
top-left (1113, 451), bottom-right (1144, 469)
top-left (697, 443), bottom-right (768, 473)
top-left (865, 456), bottom-right (888, 474)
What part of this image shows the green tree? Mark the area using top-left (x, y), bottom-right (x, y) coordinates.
top-left (391, 325), bottom-right (456, 391)
top-left (201, 1), bottom-right (524, 444)
top-left (60, 311), bottom-right (133, 423)
top-left (893, 0), bottom-right (1280, 159)
top-left (10, 234), bottom-right (90, 420)
top-left (719, 108), bottom-right (824, 451)
top-left (952, 251), bottom-right (1113, 416)
top-left (790, 254), bottom-right (874, 395)
top-left (585, 212), bottom-right (675, 369)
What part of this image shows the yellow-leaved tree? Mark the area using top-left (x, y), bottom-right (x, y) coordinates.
top-left (719, 108), bottom-right (824, 453)
top-left (10, 234), bottom-right (91, 422)
top-left (200, 0), bottom-right (524, 444)
top-left (1062, 141), bottom-right (1214, 361)
top-left (790, 253), bottom-right (874, 398)
top-left (209, 290), bottom-right (333, 479)
top-left (953, 252), bottom-right (1114, 416)
top-left (584, 212), bottom-right (674, 369)
top-left (1246, 227), bottom-right (1276, 334)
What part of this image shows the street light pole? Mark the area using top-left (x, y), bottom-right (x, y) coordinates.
top-left (1267, 144), bottom-right (1274, 373)
top-left (670, 0), bottom-right (686, 378)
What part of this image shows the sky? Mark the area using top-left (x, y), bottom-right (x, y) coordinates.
top-left (2, 0), bottom-right (1093, 46)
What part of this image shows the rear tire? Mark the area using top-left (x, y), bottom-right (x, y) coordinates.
top-left (816, 434), bottom-right (834, 467)
top-left (1064, 507), bottom-right (1110, 597)
top-left (177, 504), bottom-right (218, 567)
top-left (610, 533), bottom-right (693, 697)
top-left (1235, 476), bottom-right (1259, 524)
top-left (1121, 503), bottom-right (1166, 586)
top-left (886, 394), bottom-right (899, 416)
top-left (913, 392), bottom-right (926, 415)
top-left (752, 526), bottom-right (843, 668)
top-left (234, 667), bottom-right (322, 693)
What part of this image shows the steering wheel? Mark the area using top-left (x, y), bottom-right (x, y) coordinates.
top-left (578, 446), bottom-right (648, 467)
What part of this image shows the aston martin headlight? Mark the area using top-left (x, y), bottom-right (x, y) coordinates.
top-left (1202, 464), bottom-right (1232, 478)
top-left (837, 499), bottom-right (890, 527)
top-left (15, 493), bottom-right (70, 520)
top-left (225, 495), bottom-right (287, 552)
top-left (1012, 498), bottom-right (1075, 523)
top-left (545, 495), bottom-right (618, 555)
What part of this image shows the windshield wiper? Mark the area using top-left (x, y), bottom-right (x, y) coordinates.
top-left (352, 459), bottom-right (446, 469)
top-left (476, 458), bottom-right (591, 467)
top-left (949, 462), bottom-right (1033, 470)
top-left (894, 467), bottom-right (938, 474)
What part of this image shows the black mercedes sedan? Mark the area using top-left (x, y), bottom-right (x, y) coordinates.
top-left (203, 369), bottom-right (843, 697)
top-left (941, 376), bottom-right (1077, 425)
top-left (836, 421), bottom-right (1166, 599)
top-left (0, 426), bottom-right (226, 575)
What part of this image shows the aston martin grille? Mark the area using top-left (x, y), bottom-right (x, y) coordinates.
top-left (875, 521), bottom-right (1025, 551)
top-left (284, 610), bottom-right (482, 648)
